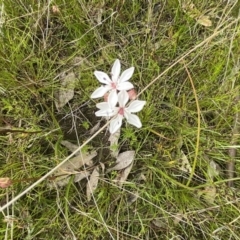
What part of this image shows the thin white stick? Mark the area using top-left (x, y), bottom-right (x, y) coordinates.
top-left (0, 122), bottom-right (109, 213)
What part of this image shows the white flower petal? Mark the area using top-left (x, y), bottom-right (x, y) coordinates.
top-left (108, 90), bottom-right (118, 108)
top-left (90, 86), bottom-right (110, 98)
top-left (110, 115), bottom-right (123, 134)
top-left (95, 107), bottom-right (116, 117)
top-left (127, 100), bottom-right (146, 113)
top-left (96, 102), bottom-right (109, 110)
top-left (94, 71), bottom-right (111, 84)
top-left (126, 113), bottom-right (142, 128)
top-left (95, 109), bottom-right (108, 117)
top-left (118, 90), bottom-right (129, 108)
top-left (117, 82), bottom-right (134, 91)
top-left (119, 67), bottom-right (134, 83)
top-left (111, 59), bottom-right (121, 82)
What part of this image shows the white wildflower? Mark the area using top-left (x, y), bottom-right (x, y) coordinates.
top-left (91, 59), bottom-right (134, 99)
top-left (95, 90), bottom-right (146, 134)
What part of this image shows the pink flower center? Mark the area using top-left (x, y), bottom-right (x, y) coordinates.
top-left (111, 82), bottom-right (117, 89)
top-left (118, 107), bottom-right (124, 116)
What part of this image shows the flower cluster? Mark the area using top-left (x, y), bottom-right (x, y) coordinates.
top-left (91, 59), bottom-right (146, 134)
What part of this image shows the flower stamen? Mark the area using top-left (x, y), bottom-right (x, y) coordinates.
top-left (118, 107), bottom-right (124, 116)
top-left (111, 82), bottom-right (117, 89)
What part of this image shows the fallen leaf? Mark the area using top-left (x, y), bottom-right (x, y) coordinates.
top-left (52, 5), bottom-right (60, 14)
top-left (61, 140), bottom-right (80, 155)
top-left (127, 191), bottom-right (139, 204)
top-left (203, 185), bottom-right (217, 204)
top-left (181, 1), bottom-right (200, 18)
top-left (151, 219), bottom-right (166, 229)
top-left (99, 162), bottom-right (105, 173)
top-left (86, 167), bottom-right (100, 201)
top-left (107, 151), bottom-right (135, 173)
top-left (115, 162), bottom-right (133, 186)
top-left (49, 151), bottom-right (97, 187)
top-left (74, 171), bottom-right (90, 183)
top-left (137, 173), bottom-right (147, 182)
top-left (51, 176), bottom-right (70, 187)
top-left (57, 151), bottom-right (96, 173)
top-left (173, 211), bottom-right (186, 225)
top-left (179, 150), bottom-right (192, 173)
top-left (0, 178), bottom-right (12, 188)
top-left (108, 128), bottom-right (120, 157)
top-left (89, 121), bottom-right (101, 135)
top-left (207, 160), bottom-right (221, 180)
top-left (198, 185), bottom-right (217, 204)
top-left (55, 71), bottom-right (76, 110)
top-left (181, 0), bottom-right (212, 27)
top-left (197, 15), bottom-right (212, 27)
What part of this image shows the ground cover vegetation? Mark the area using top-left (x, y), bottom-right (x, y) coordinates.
top-left (1, 0), bottom-right (240, 239)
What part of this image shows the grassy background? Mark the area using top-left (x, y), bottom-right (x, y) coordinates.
top-left (1, 0), bottom-right (240, 239)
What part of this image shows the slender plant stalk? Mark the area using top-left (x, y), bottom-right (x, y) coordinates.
top-left (0, 122), bottom-right (109, 213)
top-left (184, 64), bottom-right (201, 187)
